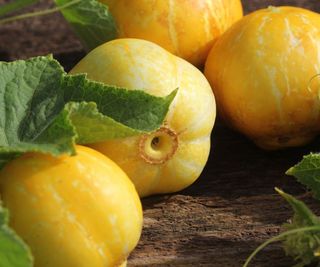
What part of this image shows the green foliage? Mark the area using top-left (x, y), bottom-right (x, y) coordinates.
top-left (283, 153), bottom-right (320, 266)
top-left (287, 153), bottom-right (320, 200)
top-left (0, 205), bottom-right (33, 267)
top-left (0, 55), bottom-right (176, 167)
top-left (246, 150), bottom-right (320, 266)
top-left (55, 0), bottom-right (117, 50)
top-left (277, 189), bottom-right (320, 267)
top-left (246, 149), bottom-right (320, 266)
top-left (62, 73), bottom-right (177, 143)
top-left (243, 188), bottom-right (320, 267)
top-left (0, 55), bottom-right (76, 168)
top-left (0, 54), bottom-right (176, 266)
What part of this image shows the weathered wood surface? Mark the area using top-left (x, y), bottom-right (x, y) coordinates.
top-left (1, 0), bottom-right (320, 266)
top-left (130, 120), bottom-right (320, 267)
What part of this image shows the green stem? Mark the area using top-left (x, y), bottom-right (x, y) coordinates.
top-left (243, 225), bottom-right (320, 267)
top-left (0, 0), bottom-right (81, 25)
top-left (0, 0), bottom-right (40, 17)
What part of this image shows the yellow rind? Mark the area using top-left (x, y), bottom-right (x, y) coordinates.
top-left (205, 6), bottom-right (320, 150)
top-left (71, 39), bottom-right (216, 197)
top-left (0, 146), bottom-right (142, 267)
top-left (99, 0), bottom-right (243, 66)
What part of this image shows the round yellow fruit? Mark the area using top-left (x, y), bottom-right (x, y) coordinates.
top-left (99, 0), bottom-right (243, 66)
top-left (205, 6), bottom-right (320, 150)
top-left (70, 38), bottom-right (216, 197)
top-left (0, 145), bottom-right (142, 267)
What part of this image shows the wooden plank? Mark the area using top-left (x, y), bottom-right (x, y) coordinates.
top-left (129, 120), bottom-right (320, 266)
top-left (1, 0), bottom-right (320, 266)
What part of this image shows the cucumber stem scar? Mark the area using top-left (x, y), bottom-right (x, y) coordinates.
top-left (139, 126), bottom-right (178, 165)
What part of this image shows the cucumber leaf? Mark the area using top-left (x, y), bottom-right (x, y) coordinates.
top-left (64, 101), bottom-right (138, 144)
top-left (0, 55), bottom-right (176, 168)
top-left (0, 55), bottom-right (77, 169)
top-left (55, 0), bottom-right (117, 50)
top-left (286, 153), bottom-right (320, 201)
top-left (276, 188), bottom-right (320, 267)
top-left (0, 205), bottom-right (33, 267)
top-left (62, 74), bottom-right (177, 143)
top-left (0, 54), bottom-right (176, 267)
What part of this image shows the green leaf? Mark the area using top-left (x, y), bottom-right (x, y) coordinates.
top-left (0, 0), bottom-right (39, 17)
top-left (0, 54), bottom-right (176, 267)
top-left (243, 189), bottom-right (320, 267)
top-left (55, 0), bottom-right (117, 50)
top-left (286, 153), bottom-right (320, 200)
top-left (0, 55), bottom-right (176, 167)
top-left (276, 188), bottom-right (320, 267)
top-left (65, 101), bottom-right (139, 144)
top-left (0, 205), bottom-right (33, 267)
top-left (277, 188), bottom-right (320, 226)
top-left (33, 109), bottom-right (77, 155)
top-left (0, 55), bottom-right (76, 169)
top-left (63, 74), bottom-right (177, 143)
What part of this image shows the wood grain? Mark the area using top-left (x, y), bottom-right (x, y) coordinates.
top-left (130, 120), bottom-right (320, 266)
top-left (1, 1), bottom-right (320, 266)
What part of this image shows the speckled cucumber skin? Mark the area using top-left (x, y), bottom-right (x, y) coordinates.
top-left (70, 38), bottom-right (216, 197)
top-left (100, 0), bottom-right (243, 66)
top-left (205, 6), bottom-right (320, 150)
top-left (0, 145), bottom-right (142, 267)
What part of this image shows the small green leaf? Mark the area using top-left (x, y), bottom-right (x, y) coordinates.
top-left (276, 188), bottom-right (320, 226)
top-left (55, 0), bottom-right (117, 50)
top-left (286, 153), bottom-right (320, 200)
top-left (243, 189), bottom-right (320, 267)
top-left (0, 205), bottom-right (33, 267)
top-left (276, 188), bottom-right (320, 266)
